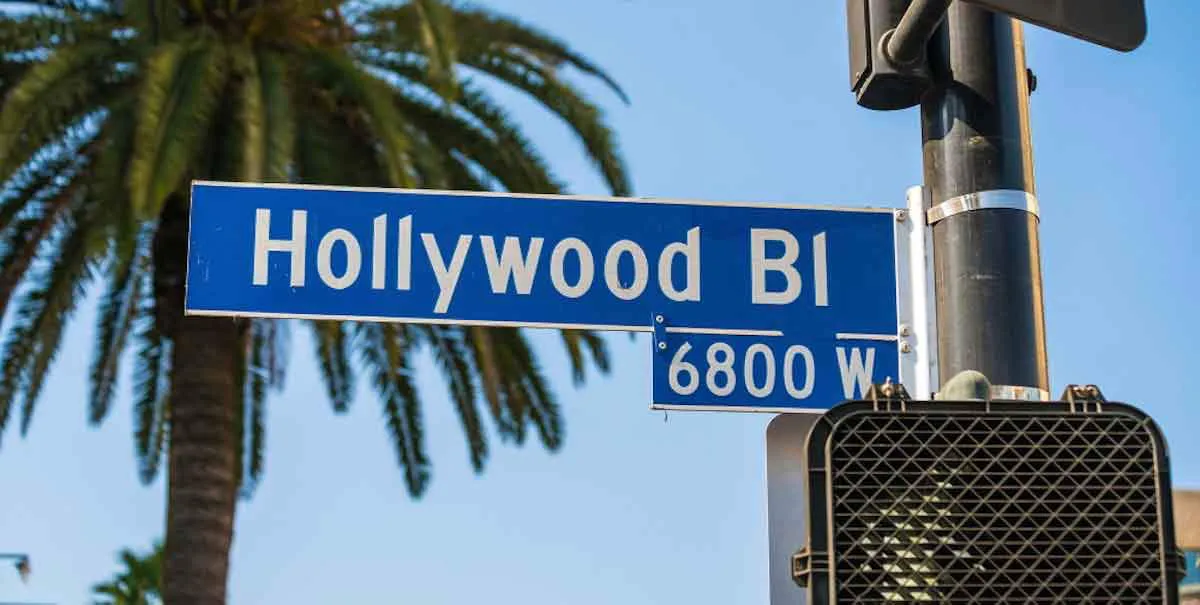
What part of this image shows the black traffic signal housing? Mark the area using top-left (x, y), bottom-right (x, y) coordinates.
top-left (792, 384), bottom-right (1189, 604)
top-left (846, 0), bottom-right (1148, 111)
top-left (846, 0), bottom-right (934, 110)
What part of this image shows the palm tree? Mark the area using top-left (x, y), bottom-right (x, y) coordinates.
top-left (92, 541), bottom-right (163, 605)
top-left (0, 0), bottom-right (629, 602)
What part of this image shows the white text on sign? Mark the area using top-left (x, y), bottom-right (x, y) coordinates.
top-left (251, 209), bottom-right (831, 315)
top-left (661, 337), bottom-right (878, 404)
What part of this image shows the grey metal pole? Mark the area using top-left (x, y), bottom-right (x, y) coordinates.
top-left (920, 3), bottom-right (1050, 399)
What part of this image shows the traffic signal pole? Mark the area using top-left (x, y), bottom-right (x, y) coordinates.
top-left (920, 4), bottom-right (1049, 399)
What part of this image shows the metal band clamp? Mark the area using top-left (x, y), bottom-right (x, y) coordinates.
top-left (989, 385), bottom-right (1050, 402)
top-left (926, 190), bottom-right (1040, 225)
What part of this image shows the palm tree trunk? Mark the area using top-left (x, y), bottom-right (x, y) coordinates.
top-left (162, 314), bottom-right (241, 604)
top-left (154, 193), bottom-right (242, 605)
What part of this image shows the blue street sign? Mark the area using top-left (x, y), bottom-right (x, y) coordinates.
top-left (649, 329), bottom-right (898, 413)
top-left (186, 181), bottom-right (901, 412)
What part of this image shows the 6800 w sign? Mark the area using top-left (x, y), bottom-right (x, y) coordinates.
top-left (665, 340), bottom-right (820, 399)
top-left (651, 332), bottom-right (897, 412)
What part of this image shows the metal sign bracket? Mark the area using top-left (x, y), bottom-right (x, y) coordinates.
top-left (652, 313), bottom-right (668, 354)
top-left (893, 185), bottom-right (939, 399)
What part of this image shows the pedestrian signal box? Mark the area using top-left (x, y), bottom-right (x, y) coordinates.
top-left (793, 385), bottom-right (1187, 604)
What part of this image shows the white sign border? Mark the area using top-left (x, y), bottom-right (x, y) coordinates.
top-left (189, 179), bottom-right (897, 214)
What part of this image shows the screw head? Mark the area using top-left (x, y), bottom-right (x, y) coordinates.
top-left (655, 314), bottom-right (664, 323)
top-left (895, 209), bottom-right (908, 222)
top-left (899, 325), bottom-right (911, 337)
top-left (657, 341), bottom-right (667, 351)
top-left (900, 342), bottom-right (912, 353)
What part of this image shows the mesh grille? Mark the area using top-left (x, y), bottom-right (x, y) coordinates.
top-left (827, 412), bottom-right (1167, 604)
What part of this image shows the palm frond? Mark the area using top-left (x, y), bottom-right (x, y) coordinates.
top-left (132, 295), bottom-right (171, 484)
top-left (410, 0), bottom-right (459, 100)
top-left (521, 361), bottom-right (562, 450)
top-left (239, 320), bottom-right (281, 495)
top-left (87, 97), bottom-right (137, 238)
top-left (461, 52), bottom-right (630, 196)
top-left (453, 83), bottom-right (564, 192)
top-left (257, 48), bottom-right (295, 182)
top-left (1, 193), bottom-right (100, 438)
top-left (464, 326), bottom-right (518, 441)
top-left (358, 53), bottom-right (562, 193)
top-left (232, 44), bottom-right (264, 182)
top-left (88, 223), bottom-right (150, 424)
top-left (124, 37), bottom-right (186, 214)
top-left (230, 317), bottom-right (248, 497)
top-left (310, 319), bottom-right (354, 412)
top-left (408, 128), bottom-right (453, 189)
top-left (361, 3), bottom-right (627, 105)
top-left (300, 46), bottom-right (414, 187)
top-left (559, 330), bottom-right (587, 386)
top-left (0, 0), bottom-right (109, 20)
top-left (266, 319), bottom-right (288, 390)
top-left (237, 320), bottom-right (269, 498)
top-left (448, 7), bottom-right (629, 104)
top-left (122, 0), bottom-right (181, 43)
top-left (356, 322), bottom-right (429, 496)
top-left (0, 180), bottom-right (82, 325)
top-left (559, 329), bottom-right (610, 386)
top-left (579, 330), bottom-right (611, 373)
top-left (422, 325), bottom-right (486, 472)
top-left (494, 328), bottom-right (561, 450)
top-left (242, 365), bottom-right (266, 495)
top-left (444, 151), bottom-right (491, 191)
top-left (128, 34), bottom-right (229, 219)
top-left (390, 91), bottom-right (556, 194)
top-left (0, 145), bottom-right (82, 234)
top-left (0, 41), bottom-right (115, 184)
top-left (0, 13), bottom-right (85, 56)
top-left (294, 90), bottom-right (388, 187)
top-left (0, 185), bottom-right (84, 443)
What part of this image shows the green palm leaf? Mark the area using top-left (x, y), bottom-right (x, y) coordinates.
top-left (360, 52), bottom-right (563, 193)
top-left (392, 92), bottom-right (553, 193)
top-left (241, 320), bottom-right (270, 496)
top-left (310, 320), bottom-right (354, 412)
top-left (232, 44), bottom-right (265, 182)
top-left (410, 0), bottom-right (459, 100)
top-left (89, 224), bottom-right (149, 424)
top-left (0, 169), bottom-right (87, 325)
top-left (0, 40), bottom-right (114, 183)
top-left (257, 49), bottom-right (295, 182)
top-left (464, 326), bottom-right (518, 441)
top-left (294, 89), bottom-right (387, 187)
top-left (461, 51), bottom-right (630, 196)
top-left (0, 145), bottom-right (84, 234)
top-left (448, 7), bottom-right (628, 104)
top-left (357, 322), bottom-right (429, 496)
top-left (493, 328), bottom-right (561, 450)
top-left (132, 297), bottom-right (170, 485)
top-left (3, 195), bottom-right (100, 437)
top-left (127, 35), bottom-right (229, 218)
top-left (300, 46), bottom-right (415, 187)
top-left (421, 325), bottom-right (486, 471)
top-left (560, 330), bottom-right (611, 385)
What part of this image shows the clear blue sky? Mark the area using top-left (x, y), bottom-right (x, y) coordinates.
top-left (2, 0), bottom-right (1199, 602)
